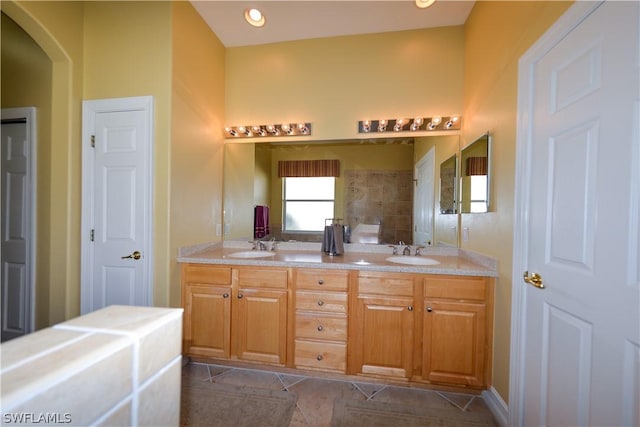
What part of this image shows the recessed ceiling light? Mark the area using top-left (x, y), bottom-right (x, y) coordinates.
top-left (415, 0), bottom-right (436, 9)
top-left (244, 8), bottom-right (265, 27)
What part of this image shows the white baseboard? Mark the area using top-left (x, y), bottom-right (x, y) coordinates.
top-left (481, 387), bottom-right (509, 427)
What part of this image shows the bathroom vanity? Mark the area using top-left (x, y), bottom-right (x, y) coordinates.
top-left (178, 242), bottom-right (496, 390)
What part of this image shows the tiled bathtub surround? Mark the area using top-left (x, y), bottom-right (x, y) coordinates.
top-left (344, 169), bottom-right (414, 245)
top-left (0, 305), bottom-right (183, 426)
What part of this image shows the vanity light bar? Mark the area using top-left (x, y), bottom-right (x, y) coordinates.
top-left (358, 116), bottom-right (461, 134)
top-left (224, 123), bottom-right (311, 138)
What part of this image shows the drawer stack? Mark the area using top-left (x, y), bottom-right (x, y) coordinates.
top-left (294, 269), bottom-right (349, 373)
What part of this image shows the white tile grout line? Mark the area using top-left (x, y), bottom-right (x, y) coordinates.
top-left (277, 373), bottom-right (307, 391)
top-left (435, 390), bottom-right (475, 412)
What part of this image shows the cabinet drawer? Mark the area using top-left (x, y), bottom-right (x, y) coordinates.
top-left (296, 269), bottom-right (348, 291)
top-left (183, 264), bottom-right (232, 285)
top-left (236, 268), bottom-right (288, 289)
top-left (295, 340), bottom-right (346, 372)
top-left (296, 291), bottom-right (347, 314)
top-left (358, 272), bottom-right (414, 297)
top-left (424, 276), bottom-right (487, 301)
top-left (296, 313), bottom-right (347, 341)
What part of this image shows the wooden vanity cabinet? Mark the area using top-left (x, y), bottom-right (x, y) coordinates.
top-left (349, 271), bottom-right (416, 380)
top-left (182, 264), bottom-right (289, 366)
top-left (182, 262), bottom-right (494, 389)
top-left (182, 264), bottom-right (232, 358)
top-left (233, 267), bottom-right (289, 365)
top-left (293, 269), bottom-right (349, 373)
top-left (421, 275), bottom-right (493, 387)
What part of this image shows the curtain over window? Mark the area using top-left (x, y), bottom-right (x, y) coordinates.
top-left (466, 157), bottom-right (488, 176)
top-left (278, 159), bottom-right (340, 178)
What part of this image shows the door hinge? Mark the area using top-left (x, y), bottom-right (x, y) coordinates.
top-left (90, 135), bottom-right (95, 148)
top-left (90, 229), bottom-right (95, 242)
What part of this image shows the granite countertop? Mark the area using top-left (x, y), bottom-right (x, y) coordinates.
top-left (177, 241), bottom-right (498, 277)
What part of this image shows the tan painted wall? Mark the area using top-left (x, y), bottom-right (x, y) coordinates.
top-left (83, 1), bottom-right (173, 307)
top-left (3, 0), bottom-right (227, 318)
top-left (169, 2), bottom-right (226, 307)
top-left (225, 26), bottom-right (464, 141)
top-left (1, 0), bottom-right (85, 325)
top-left (1, 12), bottom-right (53, 329)
top-left (462, 1), bottom-right (573, 402)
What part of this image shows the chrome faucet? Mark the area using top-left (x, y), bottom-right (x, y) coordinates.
top-left (388, 245), bottom-right (399, 255)
top-left (402, 245), bottom-right (412, 256)
top-left (250, 240), bottom-right (268, 251)
top-left (415, 246), bottom-right (425, 256)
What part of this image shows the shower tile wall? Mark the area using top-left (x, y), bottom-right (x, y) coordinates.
top-left (344, 170), bottom-right (413, 245)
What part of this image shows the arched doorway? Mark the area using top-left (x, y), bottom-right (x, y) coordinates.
top-left (1, 1), bottom-right (81, 328)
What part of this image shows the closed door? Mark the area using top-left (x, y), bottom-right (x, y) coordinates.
top-left (512, 2), bottom-right (639, 426)
top-left (1, 108), bottom-right (36, 341)
top-left (81, 97), bottom-right (153, 313)
top-left (413, 147), bottom-right (434, 246)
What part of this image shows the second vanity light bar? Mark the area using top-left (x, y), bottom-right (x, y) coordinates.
top-left (224, 123), bottom-right (311, 138)
top-left (358, 116), bottom-right (461, 133)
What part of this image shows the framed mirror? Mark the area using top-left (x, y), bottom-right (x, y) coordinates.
top-left (439, 154), bottom-right (457, 214)
top-left (460, 133), bottom-right (490, 213)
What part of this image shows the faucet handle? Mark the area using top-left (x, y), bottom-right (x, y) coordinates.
top-left (415, 246), bottom-right (425, 256)
top-left (249, 240), bottom-right (258, 250)
top-left (387, 245), bottom-right (399, 255)
top-left (270, 241), bottom-right (279, 251)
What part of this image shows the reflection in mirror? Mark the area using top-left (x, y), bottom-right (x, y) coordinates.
top-left (415, 135), bottom-right (460, 247)
top-left (439, 155), bottom-right (457, 214)
top-left (460, 133), bottom-right (490, 213)
top-left (223, 135), bottom-right (461, 246)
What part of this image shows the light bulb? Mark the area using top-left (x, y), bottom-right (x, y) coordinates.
top-left (431, 116), bottom-right (442, 125)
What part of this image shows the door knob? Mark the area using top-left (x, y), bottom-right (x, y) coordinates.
top-left (121, 251), bottom-right (141, 260)
top-left (523, 271), bottom-right (545, 289)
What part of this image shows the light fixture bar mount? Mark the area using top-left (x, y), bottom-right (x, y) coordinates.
top-left (224, 122), bottom-right (311, 138)
top-left (358, 116), bottom-right (461, 134)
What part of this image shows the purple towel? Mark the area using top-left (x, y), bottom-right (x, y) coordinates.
top-left (254, 206), bottom-right (270, 238)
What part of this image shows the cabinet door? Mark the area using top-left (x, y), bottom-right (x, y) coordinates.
top-left (423, 300), bottom-right (486, 387)
top-left (184, 284), bottom-right (231, 358)
top-left (233, 287), bottom-right (288, 365)
top-left (355, 296), bottom-right (414, 379)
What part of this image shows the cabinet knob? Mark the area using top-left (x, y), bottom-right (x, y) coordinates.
top-left (426, 307), bottom-right (432, 312)
top-left (408, 306), bottom-right (414, 311)
top-left (316, 354), bottom-right (323, 361)
top-left (317, 300), bottom-right (324, 306)
top-left (238, 293), bottom-right (244, 299)
top-left (222, 293), bottom-right (229, 298)
top-left (317, 325), bottom-right (324, 332)
top-left (318, 279), bottom-right (324, 285)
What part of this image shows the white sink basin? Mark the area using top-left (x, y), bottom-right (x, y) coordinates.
top-left (227, 251), bottom-right (277, 259)
top-left (385, 256), bottom-right (440, 266)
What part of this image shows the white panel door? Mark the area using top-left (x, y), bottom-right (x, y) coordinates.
top-left (512, 2), bottom-right (639, 426)
top-left (413, 147), bottom-right (434, 246)
top-left (1, 108), bottom-right (36, 342)
top-left (81, 97), bottom-right (153, 314)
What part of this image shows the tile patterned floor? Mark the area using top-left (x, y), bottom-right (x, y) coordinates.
top-left (182, 362), bottom-right (497, 426)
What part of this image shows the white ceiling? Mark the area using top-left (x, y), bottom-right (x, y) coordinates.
top-left (191, 1), bottom-right (475, 47)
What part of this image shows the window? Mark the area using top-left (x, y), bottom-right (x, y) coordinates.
top-left (283, 177), bottom-right (335, 232)
top-left (469, 175), bottom-right (488, 213)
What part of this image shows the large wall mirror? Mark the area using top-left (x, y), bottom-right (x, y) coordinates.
top-left (460, 133), bottom-right (490, 213)
top-left (222, 134), bottom-right (460, 247)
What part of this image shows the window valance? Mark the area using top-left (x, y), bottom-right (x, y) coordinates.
top-left (278, 159), bottom-right (340, 178)
top-left (466, 157), bottom-right (488, 176)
